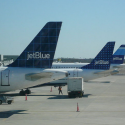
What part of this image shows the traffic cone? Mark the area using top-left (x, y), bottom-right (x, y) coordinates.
top-left (25, 94), bottom-right (27, 101)
top-left (50, 87), bottom-right (52, 92)
top-left (77, 103), bottom-right (80, 112)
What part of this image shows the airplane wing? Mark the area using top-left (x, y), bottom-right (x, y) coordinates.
top-left (30, 82), bottom-right (67, 88)
top-left (25, 72), bottom-right (53, 81)
top-left (94, 69), bottom-right (119, 76)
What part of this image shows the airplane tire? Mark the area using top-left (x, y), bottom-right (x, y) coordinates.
top-left (0, 100), bottom-right (2, 105)
top-left (25, 89), bottom-right (31, 94)
top-left (8, 101), bottom-right (11, 104)
top-left (19, 90), bottom-right (25, 96)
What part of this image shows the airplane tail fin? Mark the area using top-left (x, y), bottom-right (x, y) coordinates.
top-left (111, 45), bottom-right (125, 64)
top-left (8, 22), bottom-right (62, 68)
top-left (81, 42), bottom-right (115, 70)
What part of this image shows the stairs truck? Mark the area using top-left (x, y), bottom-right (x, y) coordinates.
top-left (67, 77), bottom-right (84, 98)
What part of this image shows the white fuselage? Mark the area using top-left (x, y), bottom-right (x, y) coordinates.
top-left (0, 67), bottom-right (67, 93)
top-left (46, 62), bottom-right (125, 85)
top-left (48, 68), bottom-right (110, 85)
top-left (52, 62), bottom-right (125, 69)
top-left (52, 62), bottom-right (89, 69)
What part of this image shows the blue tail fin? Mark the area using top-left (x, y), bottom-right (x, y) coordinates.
top-left (81, 42), bottom-right (115, 70)
top-left (8, 22), bottom-right (62, 68)
top-left (111, 45), bottom-right (125, 64)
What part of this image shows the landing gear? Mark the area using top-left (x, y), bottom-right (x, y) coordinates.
top-left (19, 89), bottom-right (31, 96)
top-left (8, 101), bottom-right (12, 104)
top-left (25, 89), bottom-right (31, 94)
top-left (19, 90), bottom-right (25, 96)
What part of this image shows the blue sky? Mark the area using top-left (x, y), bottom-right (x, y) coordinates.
top-left (0, 0), bottom-right (125, 58)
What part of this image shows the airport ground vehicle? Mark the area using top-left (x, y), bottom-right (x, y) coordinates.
top-left (0, 96), bottom-right (14, 104)
top-left (67, 77), bottom-right (84, 98)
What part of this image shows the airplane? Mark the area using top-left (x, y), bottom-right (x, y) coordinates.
top-left (52, 44), bottom-right (125, 69)
top-left (31, 41), bottom-right (116, 88)
top-left (0, 22), bottom-right (68, 95)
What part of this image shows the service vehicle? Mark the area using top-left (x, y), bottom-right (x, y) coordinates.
top-left (0, 96), bottom-right (14, 104)
top-left (67, 77), bottom-right (84, 98)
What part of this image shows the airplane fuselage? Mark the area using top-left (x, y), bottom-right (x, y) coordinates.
top-left (0, 67), bottom-right (67, 93)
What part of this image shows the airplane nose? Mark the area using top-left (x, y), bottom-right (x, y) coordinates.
top-left (65, 72), bottom-right (68, 77)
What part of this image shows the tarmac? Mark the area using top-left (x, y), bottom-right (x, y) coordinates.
top-left (1, 74), bottom-right (125, 125)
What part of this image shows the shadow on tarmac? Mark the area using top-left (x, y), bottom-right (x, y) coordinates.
top-left (1, 93), bottom-right (19, 97)
top-left (0, 110), bottom-right (27, 118)
top-left (47, 94), bottom-right (92, 99)
top-left (1, 93), bottom-right (92, 98)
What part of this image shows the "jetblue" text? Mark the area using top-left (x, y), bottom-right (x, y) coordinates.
top-left (94, 60), bottom-right (109, 65)
top-left (113, 57), bottom-right (122, 60)
top-left (27, 52), bottom-right (50, 60)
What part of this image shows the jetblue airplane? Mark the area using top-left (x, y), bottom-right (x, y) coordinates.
top-left (0, 22), bottom-right (68, 95)
top-left (32, 42), bottom-right (116, 88)
top-left (52, 45), bottom-right (125, 69)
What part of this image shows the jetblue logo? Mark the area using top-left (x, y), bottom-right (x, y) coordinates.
top-left (113, 57), bottom-right (122, 60)
top-left (94, 60), bottom-right (109, 65)
top-left (27, 52), bottom-right (50, 60)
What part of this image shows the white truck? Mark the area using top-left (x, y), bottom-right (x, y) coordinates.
top-left (67, 77), bottom-right (84, 98)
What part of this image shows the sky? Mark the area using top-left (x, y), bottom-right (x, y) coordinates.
top-left (0, 0), bottom-right (125, 58)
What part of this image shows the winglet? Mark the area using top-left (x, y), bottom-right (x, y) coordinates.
top-left (8, 22), bottom-right (62, 68)
top-left (81, 42), bottom-right (115, 70)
